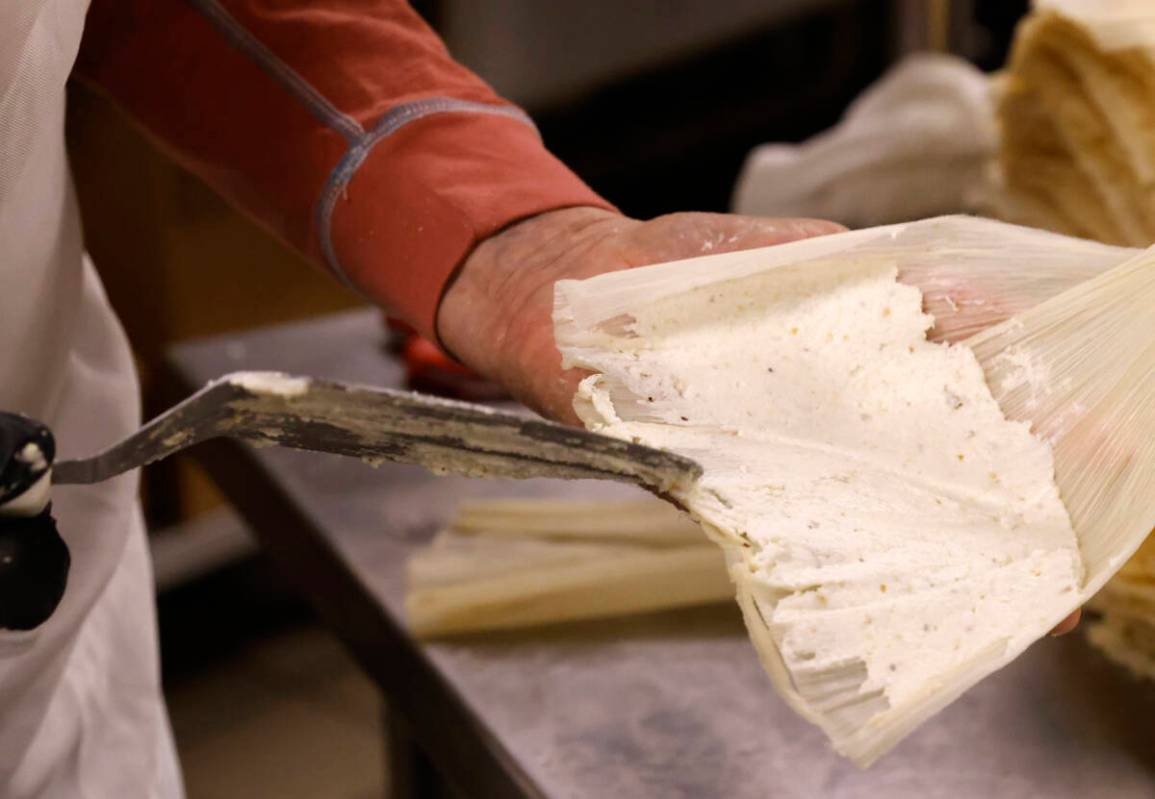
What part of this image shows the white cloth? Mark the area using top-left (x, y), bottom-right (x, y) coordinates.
top-left (0, 1), bottom-right (182, 796)
top-left (732, 54), bottom-right (997, 227)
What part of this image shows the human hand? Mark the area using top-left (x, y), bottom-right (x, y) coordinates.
top-left (437, 207), bottom-right (843, 424)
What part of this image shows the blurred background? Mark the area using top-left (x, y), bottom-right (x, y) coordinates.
top-left (66, 1), bottom-right (1030, 796)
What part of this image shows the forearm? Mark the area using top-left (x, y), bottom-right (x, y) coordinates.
top-left (75, 0), bottom-right (612, 340)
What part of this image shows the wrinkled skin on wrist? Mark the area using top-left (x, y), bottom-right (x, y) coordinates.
top-left (435, 206), bottom-right (1082, 635)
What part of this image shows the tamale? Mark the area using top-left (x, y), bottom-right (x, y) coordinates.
top-left (553, 216), bottom-right (1155, 765)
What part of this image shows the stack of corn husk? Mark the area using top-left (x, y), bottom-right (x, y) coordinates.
top-left (407, 497), bottom-right (732, 637)
top-left (996, 1), bottom-right (1155, 246)
top-left (996, 0), bottom-right (1155, 676)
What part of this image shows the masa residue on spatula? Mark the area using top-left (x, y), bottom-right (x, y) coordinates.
top-left (554, 224), bottom-right (1084, 765)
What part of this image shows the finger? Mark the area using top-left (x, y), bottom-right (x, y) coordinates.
top-left (1050, 607), bottom-right (1082, 636)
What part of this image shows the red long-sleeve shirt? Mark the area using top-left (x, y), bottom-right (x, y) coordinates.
top-left (75, 0), bottom-right (614, 341)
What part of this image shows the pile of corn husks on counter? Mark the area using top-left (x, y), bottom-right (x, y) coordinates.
top-left (997, 1), bottom-right (1155, 246)
top-left (406, 496), bottom-right (732, 638)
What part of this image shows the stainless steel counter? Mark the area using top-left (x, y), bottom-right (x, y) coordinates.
top-left (169, 309), bottom-right (1155, 798)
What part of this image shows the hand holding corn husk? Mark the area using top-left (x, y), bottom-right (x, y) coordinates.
top-left (418, 217), bottom-right (1135, 641)
top-left (552, 215), bottom-right (1155, 764)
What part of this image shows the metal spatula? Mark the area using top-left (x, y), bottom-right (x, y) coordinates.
top-left (50, 372), bottom-right (701, 491)
top-left (0, 372), bottom-right (702, 630)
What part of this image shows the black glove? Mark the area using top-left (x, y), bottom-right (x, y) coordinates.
top-left (0, 412), bottom-right (69, 631)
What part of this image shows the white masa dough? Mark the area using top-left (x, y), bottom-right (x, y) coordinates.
top-left (224, 370), bottom-right (310, 397)
top-left (556, 250), bottom-right (1082, 764)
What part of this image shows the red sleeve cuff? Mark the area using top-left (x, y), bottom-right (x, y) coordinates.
top-left (325, 109), bottom-right (615, 341)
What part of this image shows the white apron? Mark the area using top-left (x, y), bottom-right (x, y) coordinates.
top-left (1, 1), bottom-right (182, 795)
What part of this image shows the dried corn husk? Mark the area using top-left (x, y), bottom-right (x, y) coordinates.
top-left (967, 243), bottom-right (1155, 593)
top-left (993, 0), bottom-right (1155, 679)
top-left (996, 2), bottom-right (1155, 245)
top-left (449, 498), bottom-right (703, 546)
top-left (553, 216), bottom-right (1155, 765)
top-left (406, 497), bottom-right (732, 637)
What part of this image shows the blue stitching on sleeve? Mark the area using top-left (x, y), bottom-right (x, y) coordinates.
top-left (188, 0), bottom-right (364, 142)
top-left (315, 97), bottom-right (538, 290)
top-left (185, 0), bottom-right (541, 296)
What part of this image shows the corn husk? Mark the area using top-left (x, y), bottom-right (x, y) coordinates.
top-left (553, 216), bottom-right (1155, 764)
top-left (406, 498), bottom-right (732, 637)
top-left (449, 498), bottom-right (704, 546)
top-left (557, 215), bottom-right (1134, 350)
top-left (985, 0), bottom-right (1155, 678)
top-left (967, 243), bottom-right (1155, 594)
top-left (996, 2), bottom-right (1155, 245)
top-left (965, 226), bottom-right (1155, 680)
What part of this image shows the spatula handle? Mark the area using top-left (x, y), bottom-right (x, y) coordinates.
top-left (0, 413), bottom-right (69, 631)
